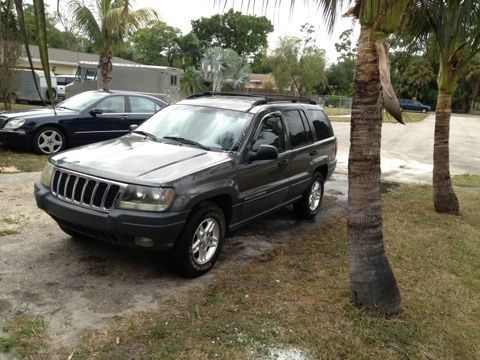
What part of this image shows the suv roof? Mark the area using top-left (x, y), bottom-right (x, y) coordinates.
top-left (178, 92), bottom-right (317, 113)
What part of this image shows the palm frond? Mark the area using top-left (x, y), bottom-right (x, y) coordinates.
top-left (69, 0), bottom-right (102, 46)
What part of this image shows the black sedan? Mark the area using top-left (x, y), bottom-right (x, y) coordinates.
top-left (0, 91), bottom-right (167, 154)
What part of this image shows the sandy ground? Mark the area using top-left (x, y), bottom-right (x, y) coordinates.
top-left (0, 171), bottom-right (347, 349)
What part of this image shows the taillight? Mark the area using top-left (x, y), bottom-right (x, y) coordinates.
top-left (331, 138), bottom-right (338, 159)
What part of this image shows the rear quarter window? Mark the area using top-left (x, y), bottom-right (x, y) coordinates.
top-left (308, 109), bottom-right (334, 141)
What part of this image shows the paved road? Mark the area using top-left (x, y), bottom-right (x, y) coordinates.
top-left (332, 113), bottom-right (480, 183)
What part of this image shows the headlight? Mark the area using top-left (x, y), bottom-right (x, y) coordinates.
top-left (40, 162), bottom-right (55, 188)
top-left (4, 118), bottom-right (26, 129)
top-left (117, 185), bottom-right (175, 212)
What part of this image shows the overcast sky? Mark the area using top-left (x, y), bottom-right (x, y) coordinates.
top-left (44, 0), bottom-right (359, 63)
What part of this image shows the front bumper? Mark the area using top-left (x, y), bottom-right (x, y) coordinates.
top-left (34, 182), bottom-right (189, 252)
top-left (0, 129), bottom-right (32, 149)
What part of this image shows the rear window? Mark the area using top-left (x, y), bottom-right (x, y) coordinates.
top-left (284, 110), bottom-right (310, 148)
top-left (308, 110), bottom-right (334, 141)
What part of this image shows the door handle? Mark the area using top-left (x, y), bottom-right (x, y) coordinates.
top-left (120, 115), bottom-right (128, 120)
top-left (309, 149), bottom-right (318, 156)
top-left (278, 158), bottom-right (289, 166)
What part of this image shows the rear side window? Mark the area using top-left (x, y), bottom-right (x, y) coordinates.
top-left (308, 110), bottom-right (334, 141)
top-left (130, 96), bottom-right (156, 113)
top-left (284, 110), bottom-right (309, 148)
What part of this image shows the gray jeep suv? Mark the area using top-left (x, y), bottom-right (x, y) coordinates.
top-left (35, 92), bottom-right (337, 277)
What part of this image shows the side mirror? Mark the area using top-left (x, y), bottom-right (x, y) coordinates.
top-left (89, 109), bottom-right (103, 117)
top-left (248, 144), bottom-right (278, 162)
top-left (129, 124), bottom-right (138, 132)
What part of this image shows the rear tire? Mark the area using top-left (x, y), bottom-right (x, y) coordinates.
top-left (171, 202), bottom-right (226, 278)
top-left (293, 172), bottom-right (324, 220)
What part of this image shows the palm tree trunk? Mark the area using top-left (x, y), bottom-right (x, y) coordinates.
top-left (433, 92), bottom-right (459, 214)
top-left (98, 48), bottom-right (112, 91)
top-left (348, 27), bottom-right (401, 315)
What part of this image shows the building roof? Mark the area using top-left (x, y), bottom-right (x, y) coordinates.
top-left (22, 45), bottom-right (138, 66)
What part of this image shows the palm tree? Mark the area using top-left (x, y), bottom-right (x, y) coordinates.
top-left (69, 0), bottom-right (156, 90)
top-left (408, 0), bottom-right (480, 214)
top-left (220, 0), bottom-right (410, 314)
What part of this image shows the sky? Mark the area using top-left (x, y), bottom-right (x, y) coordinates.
top-left (44, 0), bottom-right (359, 63)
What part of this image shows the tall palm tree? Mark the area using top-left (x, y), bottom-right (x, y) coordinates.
top-left (221, 0), bottom-right (410, 314)
top-left (69, 0), bottom-right (156, 90)
top-left (408, 0), bottom-right (480, 214)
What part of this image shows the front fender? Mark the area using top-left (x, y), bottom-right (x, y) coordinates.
top-left (174, 179), bottom-right (239, 210)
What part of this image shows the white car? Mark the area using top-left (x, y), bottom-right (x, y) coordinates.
top-left (55, 75), bottom-right (76, 101)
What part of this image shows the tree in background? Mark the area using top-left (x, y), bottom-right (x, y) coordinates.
top-left (22, 3), bottom-right (90, 52)
top-left (465, 60), bottom-right (480, 112)
top-left (408, 0), bottom-right (480, 214)
top-left (174, 33), bottom-right (203, 70)
top-left (0, 0), bottom-right (22, 109)
top-left (180, 66), bottom-right (206, 97)
top-left (326, 29), bottom-right (356, 96)
top-left (70, 0), bottom-right (156, 90)
top-left (391, 55), bottom-right (434, 101)
top-left (267, 24), bottom-right (327, 96)
top-left (191, 9), bottom-right (273, 59)
top-left (131, 20), bottom-right (181, 66)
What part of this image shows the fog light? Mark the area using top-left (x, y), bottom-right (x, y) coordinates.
top-left (134, 236), bottom-right (154, 248)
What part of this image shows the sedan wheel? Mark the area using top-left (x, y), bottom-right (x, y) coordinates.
top-left (34, 128), bottom-right (65, 155)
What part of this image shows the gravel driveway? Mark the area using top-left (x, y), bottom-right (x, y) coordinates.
top-left (0, 172), bottom-right (347, 347)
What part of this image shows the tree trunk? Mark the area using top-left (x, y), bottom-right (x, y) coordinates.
top-left (348, 27), bottom-right (401, 315)
top-left (433, 92), bottom-right (459, 214)
top-left (98, 49), bottom-right (113, 91)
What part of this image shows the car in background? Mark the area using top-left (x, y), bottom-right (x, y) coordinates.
top-left (0, 90), bottom-right (167, 155)
top-left (55, 75), bottom-right (76, 101)
top-left (399, 98), bottom-right (431, 113)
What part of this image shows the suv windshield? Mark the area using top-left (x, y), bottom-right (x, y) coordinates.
top-left (137, 105), bottom-right (253, 151)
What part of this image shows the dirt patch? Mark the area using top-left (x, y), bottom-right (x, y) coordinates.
top-left (0, 172), bottom-right (347, 351)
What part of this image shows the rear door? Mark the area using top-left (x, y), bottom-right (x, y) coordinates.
top-left (282, 109), bottom-right (316, 200)
top-left (127, 95), bottom-right (161, 126)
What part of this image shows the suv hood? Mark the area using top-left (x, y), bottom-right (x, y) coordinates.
top-left (50, 135), bottom-right (232, 185)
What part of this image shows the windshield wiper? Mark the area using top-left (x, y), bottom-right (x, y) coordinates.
top-left (162, 136), bottom-right (211, 151)
top-left (133, 130), bottom-right (158, 142)
top-left (57, 105), bottom-right (75, 111)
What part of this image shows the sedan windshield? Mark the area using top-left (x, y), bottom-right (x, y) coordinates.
top-left (136, 105), bottom-right (253, 151)
top-left (57, 92), bottom-right (109, 111)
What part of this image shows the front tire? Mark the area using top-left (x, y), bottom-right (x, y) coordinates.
top-left (293, 172), bottom-right (324, 219)
top-left (33, 127), bottom-right (66, 155)
top-left (172, 202), bottom-right (226, 278)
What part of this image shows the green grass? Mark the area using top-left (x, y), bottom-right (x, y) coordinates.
top-left (452, 174), bottom-right (480, 188)
top-left (0, 146), bottom-right (48, 172)
top-left (50, 184), bottom-right (480, 359)
top-left (0, 316), bottom-right (48, 358)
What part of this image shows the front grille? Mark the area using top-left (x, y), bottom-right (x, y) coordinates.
top-left (51, 168), bottom-right (126, 211)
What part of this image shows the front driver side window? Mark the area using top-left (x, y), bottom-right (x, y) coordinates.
top-left (252, 115), bottom-right (285, 152)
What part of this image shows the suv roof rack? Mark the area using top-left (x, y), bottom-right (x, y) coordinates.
top-left (186, 91), bottom-right (317, 107)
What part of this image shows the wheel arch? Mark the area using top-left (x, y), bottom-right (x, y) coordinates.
top-left (314, 164), bottom-right (329, 182)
